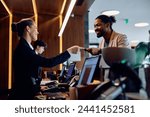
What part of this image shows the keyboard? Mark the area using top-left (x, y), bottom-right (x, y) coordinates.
top-left (42, 86), bottom-right (67, 93)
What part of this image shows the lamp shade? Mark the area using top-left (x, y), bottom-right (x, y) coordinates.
top-left (102, 47), bottom-right (136, 67)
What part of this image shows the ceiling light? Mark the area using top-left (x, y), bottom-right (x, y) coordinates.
top-left (89, 29), bottom-right (95, 33)
top-left (58, 0), bottom-right (77, 37)
top-left (101, 10), bottom-right (120, 16)
top-left (134, 22), bottom-right (149, 27)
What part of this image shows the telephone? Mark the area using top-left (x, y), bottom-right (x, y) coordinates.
top-left (87, 80), bottom-right (112, 99)
top-left (87, 61), bottom-right (142, 100)
top-left (69, 75), bottom-right (79, 87)
top-left (86, 76), bottom-right (128, 100)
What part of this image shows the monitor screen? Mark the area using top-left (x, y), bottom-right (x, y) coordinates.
top-left (77, 55), bottom-right (101, 86)
top-left (80, 66), bottom-right (92, 85)
top-left (59, 65), bottom-right (66, 77)
top-left (64, 63), bottom-right (76, 83)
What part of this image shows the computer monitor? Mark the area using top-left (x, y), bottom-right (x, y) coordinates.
top-left (64, 63), bottom-right (76, 83)
top-left (59, 65), bottom-right (66, 77)
top-left (77, 55), bottom-right (101, 86)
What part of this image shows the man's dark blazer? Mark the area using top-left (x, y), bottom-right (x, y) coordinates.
top-left (9, 38), bottom-right (70, 99)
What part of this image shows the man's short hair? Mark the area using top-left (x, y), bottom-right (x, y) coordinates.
top-left (33, 40), bottom-right (47, 49)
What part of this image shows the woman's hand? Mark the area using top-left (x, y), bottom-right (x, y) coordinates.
top-left (67, 45), bottom-right (80, 54)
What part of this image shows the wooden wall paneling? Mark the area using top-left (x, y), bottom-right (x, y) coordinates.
top-left (38, 14), bottom-right (60, 71)
top-left (63, 15), bottom-right (85, 69)
top-left (74, 0), bottom-right (95, 15)
top-left (0, 1), bottom-right (8, 15)
top-left (0, 15), bottom-right (9, 89)
top-left (36, 0), bottom-right (65, 15)
top-left (4, 0), bottom-right (33, 15)
top-left (63, 16), bottom-right (84, 49)
top-left (62, 0), bottom-right (71, 16)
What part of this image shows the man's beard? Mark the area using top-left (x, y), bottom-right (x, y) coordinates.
top-left (97, 33), bottom-right (102, 38)
top-left (96, 30), bottom-right (105, 38)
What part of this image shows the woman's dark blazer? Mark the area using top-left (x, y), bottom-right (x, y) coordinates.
top-left (10, 38), bottom-right (70, 99)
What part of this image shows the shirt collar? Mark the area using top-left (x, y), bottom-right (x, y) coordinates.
top-left (28, 42), bottom-right (34, 50)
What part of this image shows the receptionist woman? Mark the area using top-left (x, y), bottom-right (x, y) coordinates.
top-left (9, 18), bottom-right (79, 99)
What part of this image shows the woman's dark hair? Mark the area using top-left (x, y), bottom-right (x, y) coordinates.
top-left (12, 18), bottom-right (34, 37)
top-left (96, 15), bottom-right (116, 29)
